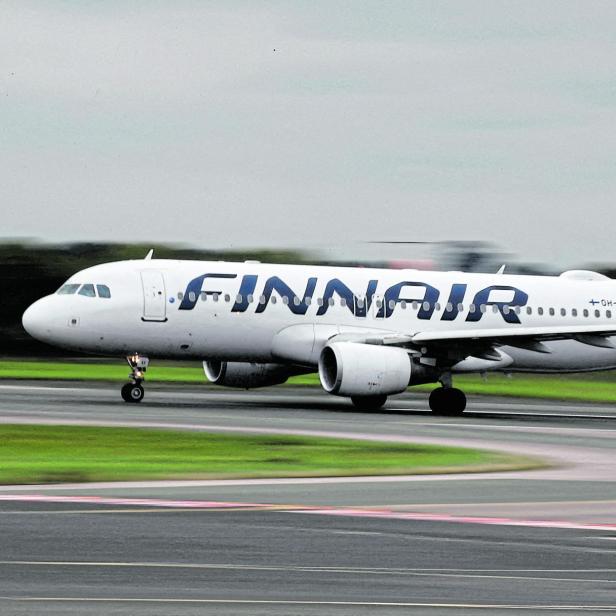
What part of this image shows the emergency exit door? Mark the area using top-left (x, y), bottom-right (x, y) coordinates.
top-left (141, 271), bottom-right (167, 322)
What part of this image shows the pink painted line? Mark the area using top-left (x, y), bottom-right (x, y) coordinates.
top-left (300, 507), bottom-right (616, 532)
top-left (1, 494), bottom-right (615, 533)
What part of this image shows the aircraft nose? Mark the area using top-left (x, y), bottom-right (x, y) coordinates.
top-left (22, 298), bottom-right (52, 341)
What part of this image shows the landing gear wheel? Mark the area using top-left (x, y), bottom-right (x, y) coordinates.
top-left (351, 394), bottom-right (388, 410)
top-left (121, 383), bottom-right (144, 403)
top-left (429, 387), bottom-right (466, 416)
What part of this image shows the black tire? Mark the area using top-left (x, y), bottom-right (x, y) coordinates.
top-left (428, 387), bottom-right (445, 413)
top-left (429, 387), bottom-right (466, 416)
top-left (351, 394), bottom-right (388, 410)
top-left (121, 383), bottom-right (144, 403)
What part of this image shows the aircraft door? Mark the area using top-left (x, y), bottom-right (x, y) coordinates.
top-left (141, 270), bottom-right (167, 322)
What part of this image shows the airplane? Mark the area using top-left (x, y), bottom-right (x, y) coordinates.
top-left (21, 253), bottom-right (616, 415)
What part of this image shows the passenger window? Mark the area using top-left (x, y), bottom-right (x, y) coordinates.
top-left (78, 284), bottom-right (96, 297)
top-left (188, 291), bottom-right (196, 302)
top-left (213, 293), bottom-right (219, 303)
top-left (492, 305), bottom-right (499, 314)
top-left (305, 297), bottom-right (312, 306)
top-left (57, 284), bottom-right (80, 295)
top-left (595, 309), bottom-right (601, 318)
top-left (317, 298), bottom-right (323, 307)
top-left (294, 296), bottom-right (301, 306)
top-left (259, 295), bottom-right (266, 305)
top-left (200, 292), bottom-right (207, 301)
top-left (177, 292), bottom-right (184, 300)
top-left (457, 303), bottom-right (464, 312)
top-left (271, 295), bottom-right (277, 304)
top-left (608, 310), bottom-right (612, 319)
top-left (236, 294), bottom-right (243, 304)
top-left (560, 308), bottom-right (566, 317)
top-left (422, 301), bottom-right (429, 311)
top-left (435, 302), bottom-right (441, 311)
top-left (446, 302), bottom-right (453, 312)
top-left (388, 299), bottom-right (395, 310)
top-left (572, 308), bottom-right (577, 317)
top-left (224, 294), bottom-right (230, 303)
top-left (480, 304), bottom-right (487, 314)
top-left (400, 300), bottom-right (407, 310)
top-left (96, 285), bottom-right (111, 298)
top-left (412, 301), bottom-right (419, 310)
top-left (282, 296), bottom-right (289, 305)
top-left (549, 308), bottom-right (555, 316)
top-left (583, 309), bottom-right (589, 317)
top-left (469, 304), bottom-right (476, 313)
top-left (526, 306), bottom-right (532, 315)
top-left (538, 307), bottom-right (544, 316)
top-left (340, 297), bottom-right (347, 308)
top-left (503, 305), bottom-right (510, 315)
top-left (247, 294), bottom-right (254, 304)
top-left (514, 306), bottom-right (521, 315)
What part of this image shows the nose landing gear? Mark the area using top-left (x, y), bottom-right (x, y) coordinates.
top-left (121, 354), bottom-right (149, 403)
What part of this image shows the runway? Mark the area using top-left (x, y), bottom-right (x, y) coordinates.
top-left (0, 382), bottom-right (615, 614)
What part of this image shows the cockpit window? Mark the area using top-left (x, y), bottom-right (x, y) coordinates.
top-left (57, 284), bottom-right (80, 295)
top-left (97, 285), bottom-right (111, 298)
top-left (78, 284), bottom-right (96, 297)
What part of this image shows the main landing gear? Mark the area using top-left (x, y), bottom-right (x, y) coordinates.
top-left (428, 373), bottom-right (467, 416)
top-left (121, 354), bottom-right (149, 403)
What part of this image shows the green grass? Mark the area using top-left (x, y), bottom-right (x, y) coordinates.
top-left (0, 424), bottom-right (536, 485)
top-left (0, 360), bottom-right (206, 383)
top-left (1, 360), bottom-right (616, 403)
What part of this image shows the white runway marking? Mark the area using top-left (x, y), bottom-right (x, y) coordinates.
top-left (0, 560), bottom-right (615, 584)
top-left (2, 596), bottom-right (615, 610)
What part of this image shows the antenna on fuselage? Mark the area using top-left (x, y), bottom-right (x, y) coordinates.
top-left (144, 249), bottom-right (154, 260)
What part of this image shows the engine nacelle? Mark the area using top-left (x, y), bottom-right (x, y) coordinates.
top-left (203, 361), bottom-right (294, 389)
top-left (318, 342), bottom-right (413, 397)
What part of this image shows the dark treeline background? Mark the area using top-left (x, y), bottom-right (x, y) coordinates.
top-left (0, 242), bottom-right (307, 357)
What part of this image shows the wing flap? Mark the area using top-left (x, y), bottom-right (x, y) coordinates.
top-left (412, 325), bottom-right (616, 345)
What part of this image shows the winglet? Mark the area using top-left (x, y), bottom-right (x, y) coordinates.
top-left (496, 264), bottom-right (506, 274)
top-left (144, 249), bottom-right (154, 260)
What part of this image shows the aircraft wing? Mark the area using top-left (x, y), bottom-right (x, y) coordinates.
top-left (412, 325), bottom-right (616, 350)
top-left (330, 324), bottom-right (616, 367)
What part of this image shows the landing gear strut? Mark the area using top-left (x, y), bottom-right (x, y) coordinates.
top-left (121, 354), bottom-right (149, 403)
top-left (429, 373), bottom-right (466, 416)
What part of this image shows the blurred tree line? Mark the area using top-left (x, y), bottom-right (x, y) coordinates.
top-left (0, 242), bottom-right (308, 357)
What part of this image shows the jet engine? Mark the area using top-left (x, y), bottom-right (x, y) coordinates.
top-left (203, 360), bottom-right (297, 389)
top-left (318, 342), bottom-right (415, 397)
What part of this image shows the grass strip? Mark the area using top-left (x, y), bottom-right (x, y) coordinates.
top-left (0, 424), bottom-right (537, 485)
top-left (1, 360), bottom-right (616, 403)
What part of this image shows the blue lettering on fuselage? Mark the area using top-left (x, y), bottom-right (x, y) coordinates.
top-left (178, 273), bottom-right (237, 310)
top-left (465, 285), bottom-right (528, 324)
top-left (377, 281), bottom-right (440, 319)
top-left (179, 273), bottom-right (528, 324)
top-left (316, 278), bottom-right (378, 317)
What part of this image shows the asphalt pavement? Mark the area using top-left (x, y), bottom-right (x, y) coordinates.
top-left (0, 382), bottom-right (615, 614)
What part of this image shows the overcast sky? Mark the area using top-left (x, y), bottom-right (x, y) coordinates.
top-left (2, 1), bottom-right (616, 266)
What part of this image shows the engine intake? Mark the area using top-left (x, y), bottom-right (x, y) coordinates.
top-left (203, 361), bottom-right (296, 389)
top-left (318, 342), bottom-right (412, 397)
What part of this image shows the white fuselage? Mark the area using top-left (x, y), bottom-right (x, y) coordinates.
top-left (22, 259), bottom-right (616, 374)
